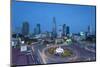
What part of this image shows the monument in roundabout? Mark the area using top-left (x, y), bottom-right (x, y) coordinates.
top-left (55, 46), bottom-right (64, 55)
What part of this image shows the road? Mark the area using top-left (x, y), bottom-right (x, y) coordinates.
top-left (12, 40), bottom-right (96, 65)
top-left (40, 42), bottom-right (96, 64)
top-left (31, 43), bottom-right (46, 64)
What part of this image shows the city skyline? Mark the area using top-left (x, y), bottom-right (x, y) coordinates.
top-left (11, 1), bottom-right (96, 66)
top-left (12, 0), bottom-right (96, 34)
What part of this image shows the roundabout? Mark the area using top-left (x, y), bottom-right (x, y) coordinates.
top-left (47, 46), bottom-right (73, 58)
top-left (41, 44), bottom-right (80, 63)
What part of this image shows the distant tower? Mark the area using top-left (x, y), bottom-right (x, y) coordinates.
top-left (36, 24), bottom-right (41, 34)
top-left (62, 24), bottom-right (66, 36)
top-left (87, 25), bottom-right (91, 35)
top-left (52, 17), bottom-right (57, 38)
top-left (22, 22), bottom-right (29, 36)
top-left (66, 26), bottom-right (70, 35)
top-left (58, 25), bottom-right (62, 38)
top-left (62, 24), bottom-right (70, 36)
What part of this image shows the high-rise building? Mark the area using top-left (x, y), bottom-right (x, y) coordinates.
top-left (52, 17), bottom-right (57, 38)
top-left (62, 24), bottom-right (70, 36)
top-left (87, 25), bottom-right (91, 35)
top-left (36, 24), bottom-right (41, 34)
top-left (66, 26), bottom-right (70, 35)
top-left (62, 24), bottom-right (66, 36)
top-left (22, 22), bottom-right (29, 36)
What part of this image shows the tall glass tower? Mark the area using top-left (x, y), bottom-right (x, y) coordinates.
top-left (62, 24), bottom-right (66, 36)
top-left (62, 24), bottom-right (70, 36)
top-left (66, 26), bottom-right (70, 35)
top-left (22, 22), bottom-right (29, 36)
top-left (36, 24), bottom-right (41, 34)
top-left (52, 17), bottom-right (57, 38)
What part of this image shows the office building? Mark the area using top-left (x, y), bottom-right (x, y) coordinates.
top-left (22, 22), bottom-right (29, 36)
top-left (52, 17), bottom-right (57, 38)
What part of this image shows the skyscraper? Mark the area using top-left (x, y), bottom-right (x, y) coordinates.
top-left (36, 24), bottom-right (41, 34)
top-left (87, 25), bottom-right (91, 35)
top-left (62, 24), bottom-right (66, 36)
top-left (62, 24), bottom-right (70, 36)
top-left (52, 17), bottom-right (57, 38)
top-left (22, 22), bottom-right (29, 36)
top-left (66, 26), bottom-right (70, 35)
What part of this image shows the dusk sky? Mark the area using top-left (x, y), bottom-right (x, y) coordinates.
top-left (12, 0), bottom-right (96, 34)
